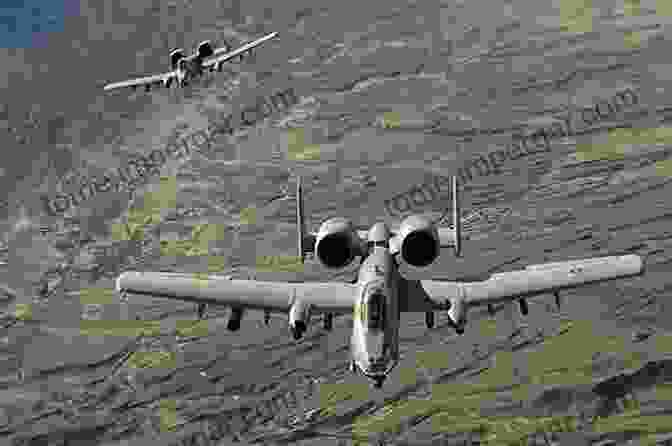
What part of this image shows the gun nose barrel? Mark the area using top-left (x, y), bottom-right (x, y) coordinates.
top-left (368, 356), bottom-right (387, 369)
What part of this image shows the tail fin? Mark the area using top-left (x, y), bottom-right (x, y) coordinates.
top-left (295, 176), bottom-right (316, 262)
top-left (435, 176), bottom-right (462, 257)
top-left (296, 176), bottom-right (305, 262)
top-left (452, 175), bottom-right (461, 257)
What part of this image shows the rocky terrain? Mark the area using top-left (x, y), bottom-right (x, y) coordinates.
top-left (1, 0), bottom-right (672, 445)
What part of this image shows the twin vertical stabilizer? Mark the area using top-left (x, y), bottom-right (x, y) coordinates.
top-left (296, 176), bottom-right (316, 262)
top-left (296, 175), bottom-right (462, 261)
top-left (451, 175), bottom-right (462, 257)
top-left (297, 176), bottom-right (305, 262)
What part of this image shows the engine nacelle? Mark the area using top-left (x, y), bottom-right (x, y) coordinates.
top-left (219, 40), bottom-right (232, 54)
top-left (289, 300), bottom-right (312, 340)
top-left (314, 218), bottom-right (362, 269)
top-left (227, 307), bottom-right (244, 331)
top-left (447, 296), bottom-right (467, 334)
top-left (397, 215), bottom-right (440, 267)
top-left (169, 48), bottom-right (185, 70)
top-left (197, 40), bottom-right (214, 59)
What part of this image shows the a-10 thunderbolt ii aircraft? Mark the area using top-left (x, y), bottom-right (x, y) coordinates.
top-left (103, 31), bottom-right (278, 92)
top-left (116, 176), bottom-right (644, 388)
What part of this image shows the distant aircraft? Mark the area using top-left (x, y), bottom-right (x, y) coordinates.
top-left (103, 31), bottom-right (278, 92)
top-left (116, 176), bottom-right (645, 388)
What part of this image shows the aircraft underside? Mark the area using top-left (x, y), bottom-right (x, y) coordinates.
top-left (350, 359), bottom-right (387, 388)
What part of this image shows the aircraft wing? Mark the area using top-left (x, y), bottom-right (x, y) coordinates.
top-left (116, 271), bottom-right (358, 314)
top-left (103, 72), bottom-right (177, 92)
top-left (202, 31), bottom-right (278, 69)
top-left (212, 45), bottom-right (231, 57)
top-left (404, 254), bottom-right (644, 312)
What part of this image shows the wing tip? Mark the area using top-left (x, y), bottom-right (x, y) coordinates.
top-left (116, 272), bottom-right (133, 293)
top-left (627, 254), bottom-right (645, 275)
top-left (115, 274), bottom-right (123, 293)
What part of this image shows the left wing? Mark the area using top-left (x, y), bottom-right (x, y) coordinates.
top-left (212, 44), bottom-right (232, 57)
top-left (116, 271), bottom-right (357, 314)
top-left (202, 31), bottom-right (278, 69)
top-left (401, 254), bottom-right (644, 313)
top-left (103, 72), bottom-right (177, 92)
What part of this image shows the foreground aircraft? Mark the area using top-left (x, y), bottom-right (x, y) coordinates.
top-left (103, 31), bottom-right (278, 92)
top-left (116, 177), bottom-right (644, 388)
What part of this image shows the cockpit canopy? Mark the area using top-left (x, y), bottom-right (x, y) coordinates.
top-left (368, 240), bottom-right (388, 249)
top-left (366, 290), bottom-right (386, 330)
top-left (367, 223), bottom-right (390, 250)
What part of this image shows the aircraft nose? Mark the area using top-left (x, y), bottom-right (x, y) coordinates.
top-left (368, 356), bottom-right (387, 371)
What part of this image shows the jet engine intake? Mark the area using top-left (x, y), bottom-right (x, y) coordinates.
top-left (447, 296), bottom-right (467, 334)
top-left (397, 215), bottom-right (440, 267)
top-left (197, 40), bottom-right (214, 59)
top-left (314, 218), bottom-right (362, 269)
top-left (289, 300), bottom-right (312, 340)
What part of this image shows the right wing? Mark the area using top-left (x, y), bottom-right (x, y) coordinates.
top-left (116, 271), bottom-right (358, 314)
top-left (400, 254), bottom-right (644, 313)
top-left (458, 254), bottom-right (644, 307)
top-left (103, 72), bottom-right (177, 92)
top-left (202, 31), bottom-right (278, 69)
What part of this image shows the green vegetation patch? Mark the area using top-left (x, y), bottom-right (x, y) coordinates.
top-left (625, 0), bottom-right (641, 16)
top-left (623, 31), bottom-right (641, 48)
top-left (658, 0), bottom-right (672, 15)
top-left (655, 159), bottom-right (672, 177)
top-left (575, 143), bottom-right (624, 161)
top-left (287, 128), bottom-right (320, 161)
top-left (560, 0), bottom-right (593, 33)
top-left (175, 319), bottom-right (210, 337)
top-left (381, 111), bottom-right (401, 129)
top-left (256, 255), bottom-right (304, 273)
top-left (319, 383), bottom-right (369, 417)
top-left (79, 287), bottom-right (116, 305)
top-left (14, 303), bottom-right (32, 320)
top-left (159, 399), bottom-right (178, 432)
top-left (239, 206), bottom-right (257, 225)
top-left (159, 224), bottom-right (227, 257)
top-left (594, 409), bottom-right (671, 436)
top-left (127, 351), bottom-right (176, 369)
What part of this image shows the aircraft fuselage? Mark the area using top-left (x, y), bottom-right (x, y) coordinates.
top-left (175, 55), bottom-right (206, 85)
top-left (350, 224), bottom-right (401, 387)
